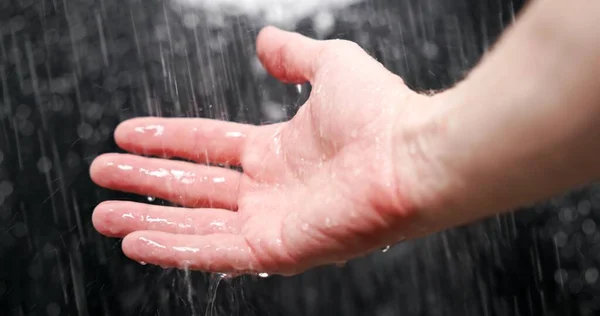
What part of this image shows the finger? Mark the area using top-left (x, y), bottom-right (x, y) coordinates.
top-left (114, 117), bottom-right (257, 166)
top-left (122, 231), bottom-right (262, 273)
top-left (256, 26), bottom-right (324, 83)
top-left (92, 201), bottom-right (238, 238)
top-left (90, 153), bottom-right (241, 209)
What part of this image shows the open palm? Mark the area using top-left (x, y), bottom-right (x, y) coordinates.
top-left (90, 26), bottom-right (427, 275)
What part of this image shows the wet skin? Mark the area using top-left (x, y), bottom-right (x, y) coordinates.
top-left (90, 26), bottom-right (432, 275)
top-left (91, 0), bottom-right (600, 275)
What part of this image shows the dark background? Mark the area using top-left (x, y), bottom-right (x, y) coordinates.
top-left (1, 0), bottom-right (599, 315)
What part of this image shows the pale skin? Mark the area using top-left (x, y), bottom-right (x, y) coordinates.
top-left (90, 0), bottom-right (600, 275)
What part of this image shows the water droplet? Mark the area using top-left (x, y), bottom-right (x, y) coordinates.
top-left (554, 269), bottom-right (569, 285)
top-left (559, 207), bottom-right (576, 223)
top-left (182, 267), bottom-right (197, 316)
top-left (37, 156), bottom-right (52, 173)
top-left (134, 125), bottom-right (164, 136)
top-left (301, 223), bottom-right (309, 231)
top-left (582, 219), bottom-right (597, 235)
top-left (15, 104), bottom-right (32, 120)
top-left (225, 131), bottom-right (245, 138)
top-left (313, 11), bottom-right (335, 37)
top-left (578, 200), bottom-right (592, 215)
top-left (206, 273), bottom-right (226, 316)
top-left (554, 231), bottom-right (569, 247)
top-left (182, 13), bottom-right (200, 29)
top-left (77, 123), bottom-right (94, 140)
top-left (585, 268), bottom-right (599, 284)
top-left (212, 177), bottom-right (225, 183)
top-left (422, 41), bottom-right (440, 60)
top-left (381, 245), bottom-right (391, 253)
top-left (147, 196), bottom-right (155, 202)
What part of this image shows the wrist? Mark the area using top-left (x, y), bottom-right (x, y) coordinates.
top-left (389, 91), bottom-right (465, 235)
top-left (391, 86), bottom-right (525, 235)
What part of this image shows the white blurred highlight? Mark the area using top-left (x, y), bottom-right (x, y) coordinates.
top-left (175, 0), bottom-right (363, 33)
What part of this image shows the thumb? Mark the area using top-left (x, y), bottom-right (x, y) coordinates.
top-left (256, 26), bottom-right (324, 84)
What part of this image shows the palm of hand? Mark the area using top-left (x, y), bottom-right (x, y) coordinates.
top-left (91, 27), bottom-right (417, 275)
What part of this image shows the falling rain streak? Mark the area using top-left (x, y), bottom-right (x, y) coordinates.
top-left (1, 0), bottom-right (595, 315)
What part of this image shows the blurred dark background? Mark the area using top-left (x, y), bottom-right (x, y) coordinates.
top-left (1, 0), bottom-right (599, 315)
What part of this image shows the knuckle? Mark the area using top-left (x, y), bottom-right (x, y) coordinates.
top-left (328, 39), bottom-right (362, 53)
top-left (317, 40), bottom-right (363, 64)
top-left (311, 40), bottom-right (366, 78)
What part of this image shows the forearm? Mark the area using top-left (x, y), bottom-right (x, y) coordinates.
top-left (409, 0), bottom-right (600, 229)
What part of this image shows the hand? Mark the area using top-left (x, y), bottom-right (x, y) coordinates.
top-left (90, 26), bottom-right (438, 275)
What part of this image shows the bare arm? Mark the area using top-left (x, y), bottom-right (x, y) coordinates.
top-left (400, 0), bottom-right (600, 230)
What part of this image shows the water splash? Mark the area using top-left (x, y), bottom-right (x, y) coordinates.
top-left (205, 273), bottom-right (226, 316)
top-left (184, 267), bottom-right (198, 316)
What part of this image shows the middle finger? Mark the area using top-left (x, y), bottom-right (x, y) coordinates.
top-left (90, 153), bottom-right (242, 209)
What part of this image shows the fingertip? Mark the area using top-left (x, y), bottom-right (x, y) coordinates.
top-left (121, 231), bottom-right (145, 259)
top-left (114, 117), bottom-right (144, 146)
top-left (92, 201), bottom-right (118, 236)
top-left (255, 26), bottom-right (278, 66)
top-left (113, 121), bottom-right (130, 145)
top-left (122, 231), bottom-right (172, 266)
top-left (89, 154), bottom-right (108, 183)
top-left (89, 153), bottom-right (120, 186)
top-left (259, 25), bottom-right (281, 34)
top-left (256, 25), bottom-right (281, 52)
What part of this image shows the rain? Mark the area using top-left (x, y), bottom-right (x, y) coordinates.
top-left (1, 0), bottom-right (599, 315)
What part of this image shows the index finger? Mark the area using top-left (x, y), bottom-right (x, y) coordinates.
top-left (114, 117), bottom-right (257, 165)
